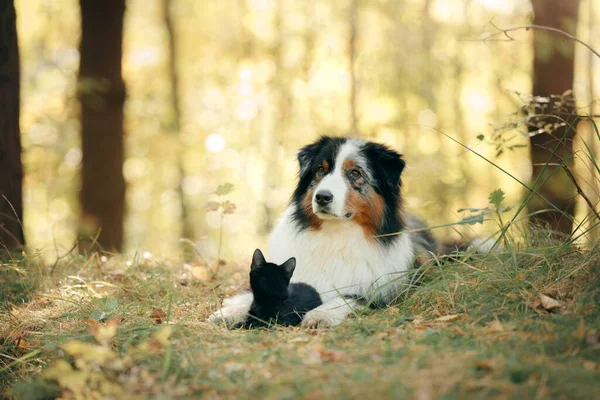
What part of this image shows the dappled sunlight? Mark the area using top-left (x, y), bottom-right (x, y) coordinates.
top-left (16, 0), bottom-right (582, 262)
top-left (2, 0), bottom-right (600, 397)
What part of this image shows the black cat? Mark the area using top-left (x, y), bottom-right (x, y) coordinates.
top-left (237, 249), bottom-right (322, 328)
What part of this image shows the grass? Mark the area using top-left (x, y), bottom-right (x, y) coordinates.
top-left (0, 233), bottom-right (599, 399)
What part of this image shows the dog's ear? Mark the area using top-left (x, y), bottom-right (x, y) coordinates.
top-left (280, 257), bottom-right (296, 279)
top-left (297, 144), bottom-right (317, 177)
top-left (297, 136), bottom-right (331, 177)
top-left (363, 143), bottom-right (405, 192)
top-left (251, 249), bottom-right (266, 270)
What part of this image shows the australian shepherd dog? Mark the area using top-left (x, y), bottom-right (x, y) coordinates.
top-left (210, 136), bottom-right (471, 327)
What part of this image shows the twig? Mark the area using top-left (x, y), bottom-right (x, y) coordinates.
top-left (536, 144), bottom-right (600, 223)
top-left (465, 22), bottom-right (600, 61)
top-left (50, 242), bottom-right (79, 275)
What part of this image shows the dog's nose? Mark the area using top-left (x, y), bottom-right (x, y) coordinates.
top-left (315, 190), bottom-right (334, 206)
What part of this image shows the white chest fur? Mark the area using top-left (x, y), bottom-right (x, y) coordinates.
top-left (267, 206), bottom-right (415, 303)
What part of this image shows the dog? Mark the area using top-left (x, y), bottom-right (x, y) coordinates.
top-left (210, 136), bottom-right (469, 327)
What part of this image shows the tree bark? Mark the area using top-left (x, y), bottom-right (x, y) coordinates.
top-left (348, 0), bottom-right (358, 137)
top-left (78, 0), bottom-right (126, 252)
top-left (163, 0), bottom-right (195, 257)
top-left (528, 0), bottom-right (580, 235)
top-left (0, 0), bottom-right (24, 250)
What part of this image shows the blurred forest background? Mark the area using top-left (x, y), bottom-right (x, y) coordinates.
top-left (4, 0), bottom-right (600, 262)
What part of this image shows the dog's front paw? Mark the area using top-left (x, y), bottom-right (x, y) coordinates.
top-left (207, 292), bottom-right (253, 327)
top-left (207, 309), bottom-right (227, 324)
top-left (301, 308), bottom-right (343, 328)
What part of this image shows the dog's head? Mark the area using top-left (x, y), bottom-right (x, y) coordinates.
top-left (291, 136), bottom-right (405, 241)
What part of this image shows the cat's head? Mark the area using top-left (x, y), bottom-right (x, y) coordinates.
top-left (249, 249), bottom-right (296, 299)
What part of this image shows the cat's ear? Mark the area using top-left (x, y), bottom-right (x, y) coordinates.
top-left (280, 257), bottom-right (296, 278)
top-left (251, 249), bottom-right (266, 270)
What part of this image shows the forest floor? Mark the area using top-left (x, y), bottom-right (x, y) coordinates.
top-left (1, 237), bottom-right (599, 399)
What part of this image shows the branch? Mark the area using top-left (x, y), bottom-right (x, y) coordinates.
top-left (465, 22), bottom-right (600, 61)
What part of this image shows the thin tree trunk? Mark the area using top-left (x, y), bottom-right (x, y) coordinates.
top-left (348, 0), bottom-right (358, 136)
top-left (78, 0), bottom-right (126, 252)
top-left (303, 0), bottom-right (318, 129)
top-left (528, 0), bottom-right (580, 235)
top-left (586, 0), bottom-right (599, 240)
top-left (163, 0), bottom-right (194, 256)
top-left (263, 0), bottom-right (290, 234)
top-left (0, 0), bottom-right (24, 250)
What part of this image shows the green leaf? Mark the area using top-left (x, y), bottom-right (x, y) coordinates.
top-left (104, 297), bottom-right (118, 311)
top-left (215, 183), bottom-right (235, 196)
top-left (476, 134), bottom-right (485, 141)
top-left (458, 214), bottom-right (485, 225)
top-left (457, 207), bottom-right (490, 213)
top-left (90, 310), bottom-right (105, 321)
top-left (489, 189), bottom-right (505, 208)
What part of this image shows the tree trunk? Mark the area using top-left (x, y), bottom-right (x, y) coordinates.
top-left (348, 0), bottom-right (358, 137)
top-left (528, 0), bottom-right (580, 235)
top-left (0, 0), bottom-right (24, 250)
top-left (78, 0), bottom-right (126, 252)
top-left (163, 0), bottom-right (195, 258)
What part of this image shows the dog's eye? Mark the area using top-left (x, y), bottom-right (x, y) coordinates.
top-left (316, 166), bottom-right (325, 177)
top-left (349, 169), bottom-right (362, 179)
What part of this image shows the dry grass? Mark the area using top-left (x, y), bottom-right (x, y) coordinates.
top-left (1, 239), bottom-right (599, 399)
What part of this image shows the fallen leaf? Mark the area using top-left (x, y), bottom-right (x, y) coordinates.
top-left (539, 294), bottom-right (562, 310)
top-left (303, 348), bottom-right (323, 365)
top-left (91, 319), bottom-right (119, 344)
top-left (415, 388), bottom-right (433, 400)
top-left (289, 337), bottom-right (310, 343)
top-left (16, 338), bottom-right (33, 350)
top-left (515, 272), bottom-right (526, 281)
top-left (582, 361), bottom-right (598, 371)
top-left (150, 309), bottom-right (167, 324)
top-left (487, 319), bottom-right (504, 332)
top-left (474, 359), bottom-right (494, 371)
top-left (191, 266), bottom-right (210, 280)
top-left (586, 332), bottom-right (599, 346)
top-left (302, 346), bottom-right (344, 365)
top-left (87, 317), bottom-right (101, 333)
top-left (572, 319), bottom-right (587, 340)
top-left (318, 347), bottom-right (344, 363)
top-left (436, 314), bottom-right (462, 323)
top-left (529, 293), bottom-right (565, 313)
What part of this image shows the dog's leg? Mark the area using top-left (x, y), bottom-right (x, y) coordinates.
top-left (301, 297), bottom-right (361, 328)
top-left (208, 292), bottom-right (253, 326)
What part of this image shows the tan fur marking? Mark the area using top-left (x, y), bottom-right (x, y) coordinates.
top-left (322, 160), bottom-right (329, 171)
top-left (346, 188), bottom-right (385, 239)
top-left (343, 159), bottom-right (355, 170)
top-left (302, 187), bottom-right (322, 230)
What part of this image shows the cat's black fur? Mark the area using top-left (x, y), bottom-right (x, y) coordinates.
top-left (237, 249), bottom-right (322, 328)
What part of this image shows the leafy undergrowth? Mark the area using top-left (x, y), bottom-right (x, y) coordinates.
top-left (1, 239), bottom-right (599, 399)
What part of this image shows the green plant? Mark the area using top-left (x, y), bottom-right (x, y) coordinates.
top-left (204, 183), bottom-right (237, 277)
